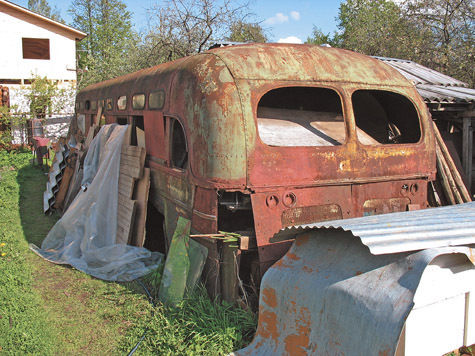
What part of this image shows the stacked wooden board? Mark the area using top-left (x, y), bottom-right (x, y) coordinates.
top-left (44, 123), bottom-right (151, 248)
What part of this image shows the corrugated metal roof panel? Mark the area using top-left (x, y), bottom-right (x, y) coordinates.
top-left (417, 84), bottom-right (475, 103)
top-left (375, 56), bottom-right (468, 87)
top-left (283, 201), bottom-right (475, 255)
top-left (375, 56), bottom-right (475, 104)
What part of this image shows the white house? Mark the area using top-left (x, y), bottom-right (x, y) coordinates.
top-left (0, 0), bottom-right (86, 114)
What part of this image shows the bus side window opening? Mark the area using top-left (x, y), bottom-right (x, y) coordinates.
top-left (170, 118), bottom-right (188, 169)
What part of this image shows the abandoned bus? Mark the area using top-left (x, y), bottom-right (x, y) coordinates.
top-left (74, 43), bottom-right (436, 300)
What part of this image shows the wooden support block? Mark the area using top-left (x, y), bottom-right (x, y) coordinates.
top-left (130, 168), bottom-right (150, 246)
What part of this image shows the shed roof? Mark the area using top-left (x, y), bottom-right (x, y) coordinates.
top-left (375, 56), bottom-right (475, 104)
top-left (0, 0), bottom-right (86, 40)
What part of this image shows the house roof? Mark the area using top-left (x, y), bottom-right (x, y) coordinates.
top-left (0, 0), bottom-right (86, 40)
top-left (375, 56), bottom-right (475, 104)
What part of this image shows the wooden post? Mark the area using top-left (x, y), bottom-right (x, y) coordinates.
top-left (462, 117), bottom-right (472, 193)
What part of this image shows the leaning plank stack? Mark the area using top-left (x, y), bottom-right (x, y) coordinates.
top-left (44, 123), bottom-right (151, 248)
top-left (432, 121), bottom-right (472, 205)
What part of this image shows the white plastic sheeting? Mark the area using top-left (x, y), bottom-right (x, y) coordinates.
top-left (31, 124), bottom-right (163, 281)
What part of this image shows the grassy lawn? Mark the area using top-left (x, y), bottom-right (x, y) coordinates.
top-left (0, 150), bottom-right (256, 355)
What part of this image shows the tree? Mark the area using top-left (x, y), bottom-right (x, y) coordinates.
top-left (335, 0), bottom-right (427, 59)
top-left (137, 0), bottom-right (252, 68)
top-left (305, 26), bottom-right (339, 46)
top-left (28, 0), bottom-right (63, 23)
top-left (309, 0), bottom-right (473, 87)
top-left (226, 21), bottom-right (267, 43)
top-left (403, 0), bottom-right (474, 86)
top-left (69, 0), bottom-right (136, 88)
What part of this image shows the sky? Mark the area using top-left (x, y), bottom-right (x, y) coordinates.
top-left (13, 0), bottom-right (343, 43)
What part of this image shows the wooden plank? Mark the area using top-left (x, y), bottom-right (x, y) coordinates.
top-left (118, 174), bottom-right (135, 199)
top-left (122, 125), bottom-right (132, 146)
top-left (436, 144), bottom-right (457, 205)
top-left (53, 152), bottom-right (77, 210)
top-left (434, 121), bottom-right (471, 202)
top-left (116, 199), bottom-right (137, 244)
top-left (122, 145), bottom-right (146, 158)
top-left (119, 164), bottom-right (141, 180)
top-left (137, 128), bottom-right (146, 148)
top-left (130, 168), bottom-right (150, 246)
top-left (93, 104), bottom-right (103, 126)
top-left (120, 155), bottom-right (143, 169)
top-left (85, 124), bottom-right (98, 149)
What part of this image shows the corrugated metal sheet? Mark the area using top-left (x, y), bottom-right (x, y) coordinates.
top-left (375, 56), bottom-right (475, 104)
top-left (283, 201), bottom-right (475, 255)
top-left (235, 230), bottom-right (475, 356)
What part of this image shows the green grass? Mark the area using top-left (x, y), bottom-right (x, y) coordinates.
top-left (0, 150), bottom-right (256, 355)
top-left (120, 284), bottom-right (256, 355)
top-left (0, 150), bottom-right (57, 354)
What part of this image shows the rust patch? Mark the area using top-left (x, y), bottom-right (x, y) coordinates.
top-left (355, 271), bottom-right (363, 276)
top-left (257, 310), bottom-right (280, 343)
top-left (295, 233), bottom-right (310, 246)
top-left (302, 265), bottom-right (314, 273)
top-left (286, 252), bottom-right (301, 261)
top-left (378, 348), bottom-right (390, 356)
top-left (284, 306), bottom-right (311, 356)
top-left (262, 287), bottom-right (278, 308)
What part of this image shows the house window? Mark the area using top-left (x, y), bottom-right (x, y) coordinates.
top-left (22, 38), bottom-right (50, 60)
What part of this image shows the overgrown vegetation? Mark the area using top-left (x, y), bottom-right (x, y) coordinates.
top-left (0, 150), bottom-right (256, 354)
top-left (121, 285), bottom-right (256, 355)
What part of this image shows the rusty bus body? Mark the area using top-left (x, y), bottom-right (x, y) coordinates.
top-left (75, 43), bottom-right (436, 298)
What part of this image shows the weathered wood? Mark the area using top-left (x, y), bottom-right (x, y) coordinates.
top-left (118, 174), bottom-right (135, 199)
top-left (220, 243), bottom-right (240, 304)
top-left (93, 104), bottom-right (103, 126)
top-left (462, 117), bottom-right (472, 193)
top-left (116, 198), bottom-right (137, 245)
top-left (130, 168), bottom-right (150, 246)
top-left (53, 151), bottom-right (77, 210)
top-left (433, 121), bottom-right (471, 202)
top-left (119, 164), bottom-right (142, 180)
top-left (436, 144), bottom-right (456, 205)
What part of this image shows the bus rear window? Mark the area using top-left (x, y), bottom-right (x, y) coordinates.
top-left (257, 87), bottom-right (345, 147)
top-left (352, 90), bottom-right (421, 145)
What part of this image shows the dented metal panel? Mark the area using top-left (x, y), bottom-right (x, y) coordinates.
top-left (234, 230), bottom-right (475, 356)
top-left (284, 201), bottom-right (475, 255)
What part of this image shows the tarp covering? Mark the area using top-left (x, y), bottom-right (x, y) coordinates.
top-left (31, 124), bottom-right (163, 281)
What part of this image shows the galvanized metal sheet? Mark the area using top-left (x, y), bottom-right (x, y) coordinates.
top-left (283, 202), bottom-right (475, 255)
top-left (375, 56), bottom-right (468, 87)
top-left (375, 56), bottom-right (475, 104)
top-left (234, 230), bottom-right (475, 356)
top-left (416, 84), bottom-right (475, 103)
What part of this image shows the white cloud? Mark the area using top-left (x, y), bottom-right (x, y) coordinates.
top-left (277, 36), bottom-right (303, 44)
top-left (290, 11), bottom-right (300, 20)
top-left (264, 12), bottom-right (289, 25)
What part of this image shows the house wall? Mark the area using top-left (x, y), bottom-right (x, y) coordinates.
top-left (0, 11), bottom-right (77, 81)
